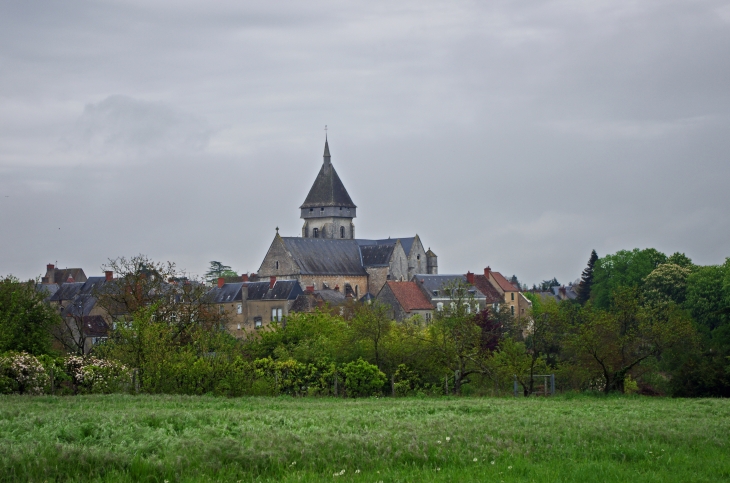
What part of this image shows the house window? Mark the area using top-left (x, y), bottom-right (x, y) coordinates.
top-left (511, 292), bottom-right (515, 301)
top-left (237, 303), bottom-right (242, 315)
top-left (425, 312), bottom-right (432, 323)
top-left (254, 317), bottom-right (262, 328)
top-left (313, 228), bottom-right (319, 238)
top-left (340, 226), bottom-right (345, 238)
top-left (511, 306), bottom-right (515, 315)
top-left (464, 303), bottom-right (471, 314)
top-left (436, 302), bottom-right (444, 311)
top-left (271, 308), bottom-right (283, 322)
top-left (237, 323), bottom-right (241, 330)
top-left (219, 305), bottom-right (224, 314)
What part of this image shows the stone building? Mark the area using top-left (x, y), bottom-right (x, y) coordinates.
top-left (258, 139), bottom-right (437, 297)
top-left (376, 281), bottom-right (434, 322)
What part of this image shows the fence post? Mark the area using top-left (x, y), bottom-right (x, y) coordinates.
top-left (544, 375), bottom-right (548, 396)
top-left (513, 375), bottom-right (518, 397)
top-left (550, 373), bottom-right (555, 396)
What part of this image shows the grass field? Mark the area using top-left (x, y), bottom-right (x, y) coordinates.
top-left (0, 394), bottom-right (728, 482)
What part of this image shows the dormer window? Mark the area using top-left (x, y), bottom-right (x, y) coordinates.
top-left (432, 290), bottom-right (438, 296)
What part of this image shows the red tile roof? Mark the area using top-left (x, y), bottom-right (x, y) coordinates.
top-left (491, 271), bottom-right (519, 292)
top-left (386, 281), bottom-right (434, 312)
top-left (471, 275), bottom-right (504, 304)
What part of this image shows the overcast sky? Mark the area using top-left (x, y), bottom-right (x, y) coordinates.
top-left (1, 0), bottom-right (729, 286)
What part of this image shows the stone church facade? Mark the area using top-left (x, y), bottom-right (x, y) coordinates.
top-left (258, 138), bottom-right (437, 297)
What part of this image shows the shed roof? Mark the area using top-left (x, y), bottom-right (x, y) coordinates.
top-left (383, 281), bottom-right (433, 312)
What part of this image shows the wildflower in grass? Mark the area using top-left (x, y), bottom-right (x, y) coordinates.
top-left (473, 458), bottom-right (478, 462)
top-left (437, 440), bottom-right (442, 444)
top-left (446, 437), bottom-right (451, 442)
top-left (355, 469), bottom-right (360, 474)
top-left (436, 467), bottom-right (441, 471)
top-left (491, 461), bottom-right (495, 465)
top-left (508, 466), bottom-right (513, 470)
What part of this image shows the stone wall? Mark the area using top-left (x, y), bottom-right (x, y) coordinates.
top-left (258, 236), bottom-right (300, 278)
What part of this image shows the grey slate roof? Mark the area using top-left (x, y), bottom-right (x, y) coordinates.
top-left (300, 140), bottom-right (356, 209)
top-left (36, 283), bottom-right (59, 300)
top-left (206, 283), bottom-right (243, 303)
top-left (356, 237), bottom-right (416, 256)
top-left (282, 238), bottom-right (367, 275)
top-left (359, 244), bottom-right (395, 267)
top-left (246, 280), bottom-right (303, 300)
top-left (412, 275), bottom-right (487, 301)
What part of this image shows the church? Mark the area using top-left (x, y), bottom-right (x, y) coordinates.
top-left (257, 138), bottom-right (437, 298)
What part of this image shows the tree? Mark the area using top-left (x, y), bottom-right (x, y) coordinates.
top-left (0, 276), bottom-right (58, 355)
top-left (591, 248), bottom-right (667, 309)
top-left (643, 263), bottom-right (692, 305)
top-left (348, 303), bottom-right (392, 371)
top-left (519, 298), bottom-right (565, 395)
top-left (204, 261), bottom-right (237, 284)
top-left (576, 250), bottom-right (598, 305)
top-left (427, 281), bottom-right (488, 394)
top-left (572, 287), bottom-right (694, 393)
top-left (540, 278), bottom-right (560, 291)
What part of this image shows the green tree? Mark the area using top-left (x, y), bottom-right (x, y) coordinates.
top-left (576, 249), bottom-right (598, 305)
top-left (572, 287), bottom-right (694, 393)
top-left (204, 261), bottom-right (237, 284)
top-left (643, 263), bottom-right (692, 305)
top-left (520, 298), bottom-right (565, 395)
top-left (348, 303), bottom-right (392, 371)
top-left (0, 276), bottom-right (59, 355)
top-left (592, 248), bottom-right (667, 309)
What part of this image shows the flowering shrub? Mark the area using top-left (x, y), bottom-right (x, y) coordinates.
top-left (0, 351), bottom-right (49, 394)
top-left (341, 358), bottom-right (386, 398)
top-left (65, 355), bottom-right (132, 394)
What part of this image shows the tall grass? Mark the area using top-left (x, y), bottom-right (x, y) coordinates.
top-left (0, 394), bottom-right (728, 482)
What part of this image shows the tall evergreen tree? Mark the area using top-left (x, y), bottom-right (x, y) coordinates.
top-left (576, 250), bottom-right (598, 304)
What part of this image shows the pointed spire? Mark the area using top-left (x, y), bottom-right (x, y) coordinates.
top-left (323, 137), bottom-right (331, 159)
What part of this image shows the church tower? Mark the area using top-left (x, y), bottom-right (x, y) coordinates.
top-left (300, 138), bottom-right (357, 239)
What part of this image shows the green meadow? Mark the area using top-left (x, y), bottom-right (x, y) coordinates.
top-left (0, 395), bottom-right (728, 482)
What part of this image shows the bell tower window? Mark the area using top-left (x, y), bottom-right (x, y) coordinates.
top-left (313, 228), bottom-right (319, 238)
top-left (340, 226), bottom-right (345, 238)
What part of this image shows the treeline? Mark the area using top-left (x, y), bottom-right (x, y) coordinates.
top-left (1, 248), bottom-right (728, 397)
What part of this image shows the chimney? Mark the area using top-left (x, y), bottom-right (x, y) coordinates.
top-left (484, 266), bottom-right (491, 277)
top-left (466, 271), bottom-right (474, 284)
top-left (269, 276), bottom-right (276, 289)
top-left (47, 263), bottom-right (55, 272)
top-left (241, 274), bottom-right (249, 282)
top-left (217, 277), bottom-right (225, 288)
top-left (105, 271), bottom-right (113, 282)
top-left (306, 286), bottom-right (314, 293)
top-left (334, 285), bottom-right (340, 292)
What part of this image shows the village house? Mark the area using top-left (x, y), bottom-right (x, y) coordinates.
top-left (375, 281), bottom-right (434, 322)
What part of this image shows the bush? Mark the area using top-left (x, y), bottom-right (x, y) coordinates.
top-left (66, 355), bottom-right (132, 394)
top-left (0, 351), bottom-right (49, 394)
top-left (341, 358), bottom-right (386, 398)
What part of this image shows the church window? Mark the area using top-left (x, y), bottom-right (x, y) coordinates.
top-left (340, 226), bottom-right (345, 238)
top-left (313, 228), bottom-right (319, 238)
top-left (309, 208), bottom-right (313, 212)
top-left (417, 255), bottom-right (420, 260)
top-left (320, 207), bottom-right (325, 213)
top-left (275, 261), bottom-right (279, 270)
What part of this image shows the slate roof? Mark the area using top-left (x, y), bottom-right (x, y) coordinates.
top-left (359, 244), bottom-right (395, 267)
top-left (206, 283), bottom-right (243, 303)
top-left (51, 268), bottom-right (87, 284)
top-left (282, 238), bottom-right (367, 275)
top-left (471, 275), bottom-right (504, 304)
top-left (36, 283), bottom-right (59, 300)
top-left (491, 271), bottom-right (519, 292)
top-left (356, 237), bottom-right (416, 256)
top-left (314, 288), bottom-right (347, 304)
top-left (412, 275), bottom-right (487, 300)
top-left (383, 281), bottom-right (433, 312)
top-left (300, 140), bottom-right (356, 209)
top-left (245, 280), bottom-right (303, 301)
